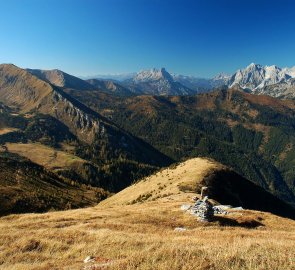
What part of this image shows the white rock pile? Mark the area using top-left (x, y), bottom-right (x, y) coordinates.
top-left (180, 186), bottom-right (244, 222)
top-left (212, 205), bottom-right (231, 215)
top-left (190, 196), bottom-right (214, 222)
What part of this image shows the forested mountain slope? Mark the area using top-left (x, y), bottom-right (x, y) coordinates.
top-left (68, 87), bottom-right (295, 206)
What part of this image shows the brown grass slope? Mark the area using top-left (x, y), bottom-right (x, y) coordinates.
top-left (5, 143), bottom-right (86, 171)
top-left (0, 64), bottom-right (102, 142)
top-left (0, 158), bottom-right (294, 270)
top-left (27, 68), bottom-right (94, 90)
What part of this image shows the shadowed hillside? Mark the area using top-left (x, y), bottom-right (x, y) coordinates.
top-left (68, 87), bottom-right (295, 206)
top-left (0, 153), bottom-right (108, 216)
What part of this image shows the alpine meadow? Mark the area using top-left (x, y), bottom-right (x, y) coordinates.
top-left (0, 0), bottom-right (295, 269)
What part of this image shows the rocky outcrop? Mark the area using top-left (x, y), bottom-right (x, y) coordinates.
top-left (40, 89), bottom-right (104, 143)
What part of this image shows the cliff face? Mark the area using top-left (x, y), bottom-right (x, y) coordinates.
top-left (0, 64), bottom-right (109, 143)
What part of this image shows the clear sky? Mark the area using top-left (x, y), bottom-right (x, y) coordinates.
top-left (1, 0), bottom-right (295, 77)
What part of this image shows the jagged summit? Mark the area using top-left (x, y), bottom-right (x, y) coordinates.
top-left (133, 67), bottom-right (173, 82)
top-left (248, 62), bottom-right (260, 68)
top-left (213, 72), bottom-right (230, 81)
top-left (229, 63), bottom-right (295, 90)
top-left (125, 67), bottom-right (194, 95)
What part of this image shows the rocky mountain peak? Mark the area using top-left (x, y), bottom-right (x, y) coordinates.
top-left (248, 62), bottom-right (260, 68)
top-left (134, 67), bottom-right (173, 82)
top-left (229, 63), bottom-right (295, 91)
top-left (213, 72), bottom-right (230, 82)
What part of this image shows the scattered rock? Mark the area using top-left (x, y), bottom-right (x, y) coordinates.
top-left (192, 196), bottom-right (198, 202)
top-left (182, 187), bottom-right (245, 222)
top-left (180, 204), bottom-right (191, 211)
top-left (213, 205), bottom-right (232, 215)
top-left (174, 227), bottom-right (187, 232)
top-left (84, 256), bottom-right (95, 263)
top-left (83, 256), bottom-right (114, 269)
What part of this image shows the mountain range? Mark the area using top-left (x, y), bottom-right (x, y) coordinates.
top-left (1, 63), bottom-right (295, 217)
top-left (228, 63), bottom-right (295, 97)
top-left (123, 68), bottom-right (196, 95)
top-left (87, 63), bottom-right (295, 98)
top-left (25, 63), bottom-right (295, 98)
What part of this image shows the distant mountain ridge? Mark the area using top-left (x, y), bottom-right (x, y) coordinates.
top-left (86, 79), bottom-right (134, 96)
top-left (27, 68), bottom-right (95, 90)
top-left (89, 64), bottom-right (295, 98)
top-left (84, 73), bottom-right (136, 81)
top-left (123, 67), bottom-right (196, 95)
top-left (26, 64), bottom-right (295, 98)
top-left (172, 72), bottom-right (230, 92)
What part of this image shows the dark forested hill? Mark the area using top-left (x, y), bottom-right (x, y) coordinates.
top-left (0, 152), bottom-right (109, 216)
top-left (67, 87), bottom-right (295, 207)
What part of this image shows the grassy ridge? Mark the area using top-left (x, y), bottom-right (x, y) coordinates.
top-left (0, 158), bottom-right (294, 270)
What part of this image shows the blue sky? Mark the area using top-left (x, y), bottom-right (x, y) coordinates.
top-left (0, 0), bottom-right (295, 77)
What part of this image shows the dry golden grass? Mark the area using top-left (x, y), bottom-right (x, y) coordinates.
top-left (5, 143), bottom-right (86, 170)
top-left (0, 158), bottom-right (294, 270)
top-left (0, 201), bottom-right (294, 270)
top-left (100, 158), bottom-right (221, 207)
top-left (0, 64), bottom-right (54, 113)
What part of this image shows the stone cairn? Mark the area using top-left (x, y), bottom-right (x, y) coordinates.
top-left (190, 186), bottom-right (214, 222)
top-left (181, 186), bottom-right (233, 222)
top-left (190, 196), bottom-right (214, 222)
